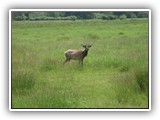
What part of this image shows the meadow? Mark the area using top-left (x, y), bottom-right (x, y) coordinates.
top-left (11, 19), bottom-right (149, 109)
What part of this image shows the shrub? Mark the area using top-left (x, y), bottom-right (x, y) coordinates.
top-left (14, 15), bottom-right (27, 21)
top-left (102, 15), bottom-right (117, 20)
top-left (30, 17), bottom-right (35, 21)
top-left (119, 14), bottom-right (127, 20)
top-left (70, 16), bottom-right (77, 21)
top-left (102, 15), bottom-right (109, 20)
top-left (108, 15), bottom-right (117, 20)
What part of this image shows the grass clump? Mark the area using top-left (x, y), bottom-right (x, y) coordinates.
top-left (12, 69), bottom-right (35, 95)
top-left (134, 68), bottom-right (149, 93)
top-left (113, 71), bottom-right (148, 108)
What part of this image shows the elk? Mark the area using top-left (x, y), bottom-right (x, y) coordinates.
top-left (63, 43), bottom-right (92, 66)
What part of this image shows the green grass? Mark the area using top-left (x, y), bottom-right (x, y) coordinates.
top-left (11, 19), bottom-right (149, 109)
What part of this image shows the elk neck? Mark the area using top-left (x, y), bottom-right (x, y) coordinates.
top-left (82, 48), bottom-right (88, 58)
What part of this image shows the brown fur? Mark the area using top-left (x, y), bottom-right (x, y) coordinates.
top-left (63, 44), bottom-right (92, 66)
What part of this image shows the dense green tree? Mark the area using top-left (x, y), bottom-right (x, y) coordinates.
top-left (137, 12), bottom-right (149, 18)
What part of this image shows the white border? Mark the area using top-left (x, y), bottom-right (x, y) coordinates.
top-left (9, 9), bottom-right (151, 111)
top-left (149, 9), bottom-right (151, 111)
top-left (9, 9), bottom-right (12, 111)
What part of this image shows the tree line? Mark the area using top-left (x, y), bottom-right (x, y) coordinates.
top-left (12, 11), bottom-right (149, 21)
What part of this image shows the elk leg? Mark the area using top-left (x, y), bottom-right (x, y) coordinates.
top-left (79, 60), bottom-right (83, 66)
top-left (81, 60), bottom-right (83, 66)
top-left (64, 57), bottom-right (71, 64)
top-left (63, 58), bottom-right (69, 65)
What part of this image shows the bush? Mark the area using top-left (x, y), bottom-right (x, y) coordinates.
top-left (70, 16), bottom-right (77, 21)
top-left (102, 15), bottom-right (109, 20)
top-left (29, 18), bottom-right (36, 21)
top-left (108, 15), bottom-right (117, 20)
top-left (119, 14), bottom-right (127, 20)
top-left (14, 15), bottom-right (27, 21)
top-left (102, 15), bottom-right (117, 20)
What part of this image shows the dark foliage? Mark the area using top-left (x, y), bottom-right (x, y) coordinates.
top-left (11, 11), bottom-right (149, 21)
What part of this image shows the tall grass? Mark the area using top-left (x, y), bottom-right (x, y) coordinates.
top-left (11, 19), bottom-right (149, 108)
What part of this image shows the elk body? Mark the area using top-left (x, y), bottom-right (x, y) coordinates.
top-left (63, 43), bottom-right (92, 66)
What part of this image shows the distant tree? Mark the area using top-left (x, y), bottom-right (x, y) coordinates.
top-left (103, 12), bottom-right (114, 16)
top-left (46, 12), bottom-right (55, 17)
top-left (130, 12), bottom-right (137, 18)
top-left (12, 12), bottom-right (22, 21)
top-left (64, 12), bottom-right (75, 17)
top-left (93, 12), bottom-right (104, 19)
top-left (23, 12), bottom-right (30, 20)
top-left (124, 12), bottom-right (137, 18)
top-left (137, 12), bottom-right (148, 18)
top-left (74, 12), bottom-right (95, 19)
top-left (113, 12), bottom-right (125, 17)
top-left (12, 12), bottom-right (27, 21)
top-left (12, 11), bottom-right (149, 21)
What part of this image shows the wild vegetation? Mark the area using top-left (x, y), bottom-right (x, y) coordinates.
top-left (11, 19), bottom-right (149, 109)
top-left (11, 11), bottom-right (149, 21)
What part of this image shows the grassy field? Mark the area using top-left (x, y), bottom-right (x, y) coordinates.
top-left (11, 19), bottom-right (149, 109)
